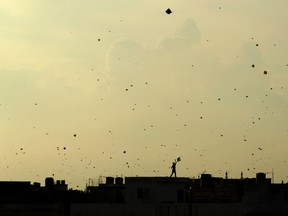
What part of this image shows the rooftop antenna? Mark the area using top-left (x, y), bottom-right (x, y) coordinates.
top-left (98, 175), bottom-right (104, 185)
top-left (265, 169), bottom-right (274, 183)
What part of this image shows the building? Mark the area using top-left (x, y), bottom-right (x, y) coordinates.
top-left (1, 173), bottom-right (288, 215)
top-left (70, 173), bottom-right (288, 216)
top-left (0, 177), bottom-right (71, 216)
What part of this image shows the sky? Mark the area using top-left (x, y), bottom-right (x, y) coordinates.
top-left (0, 0), bottom-right (288, 189)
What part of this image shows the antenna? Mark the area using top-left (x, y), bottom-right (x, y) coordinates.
top-left (98, 175), bottom-right (104, 185)
top-left (265, 169), bottom-right (274, 183)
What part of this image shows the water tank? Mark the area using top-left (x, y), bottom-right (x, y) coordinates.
top-left (45, 177), bottom-right (54, 188)
top-left (56, 180), bottom-right (61, 185)
top-left (106, 177), bottom-right (114, 185)
top-left (201, 174), bottom-right (212, 187)
top-left (115, 177), bottom-right (123, 185)
top-left (33, 182), bottom-right (41, 189)
top-left (256, 172), bottom-right (266, 184)
top-left (61, 180), bottom-right (66, 185)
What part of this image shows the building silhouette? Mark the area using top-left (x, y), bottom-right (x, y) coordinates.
top-left (0, 172), bottom-right (288, 215)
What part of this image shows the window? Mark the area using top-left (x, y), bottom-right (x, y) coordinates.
top-left (137, 188), bottom-right (149, 201)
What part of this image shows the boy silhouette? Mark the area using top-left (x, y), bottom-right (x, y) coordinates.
top-left (170, 161), bottom-right (177, 177)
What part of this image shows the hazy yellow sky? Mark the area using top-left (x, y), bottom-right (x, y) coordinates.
top-left (1, 0), bottom-right (288, 189)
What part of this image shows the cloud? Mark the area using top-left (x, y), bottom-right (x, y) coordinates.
top-left (105, 19), bottom-right (202, 92)
top-left (178, 19), bottom-right (201, 43)
top-left (104, 17), bottom-right (288, 132)
top-left (158, 18), bottom-right (201, 51)
top-left (105, 38), bottom-right (147, 92)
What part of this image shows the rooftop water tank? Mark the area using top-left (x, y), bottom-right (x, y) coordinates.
top-left (106, 177), bottom-right (114, 185)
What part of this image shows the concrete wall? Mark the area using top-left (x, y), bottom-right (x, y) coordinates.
top-left (0, 203), bottom-right (61, 216)
top-left (125, 177), bottom-right (189, 204)
top-left (70, 203), bottom-right (288, 216)
top-left (70, 203), bottom-right (125, 216)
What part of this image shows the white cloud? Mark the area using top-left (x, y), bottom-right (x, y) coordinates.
top-left (158, 18), bottom-right (201, 51)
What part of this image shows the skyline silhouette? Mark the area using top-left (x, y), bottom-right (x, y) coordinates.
top-left (0, 171), bottom-right (287, 215)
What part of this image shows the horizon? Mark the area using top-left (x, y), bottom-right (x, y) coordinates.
top-left (0, 169), bottom-right (277, 190)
